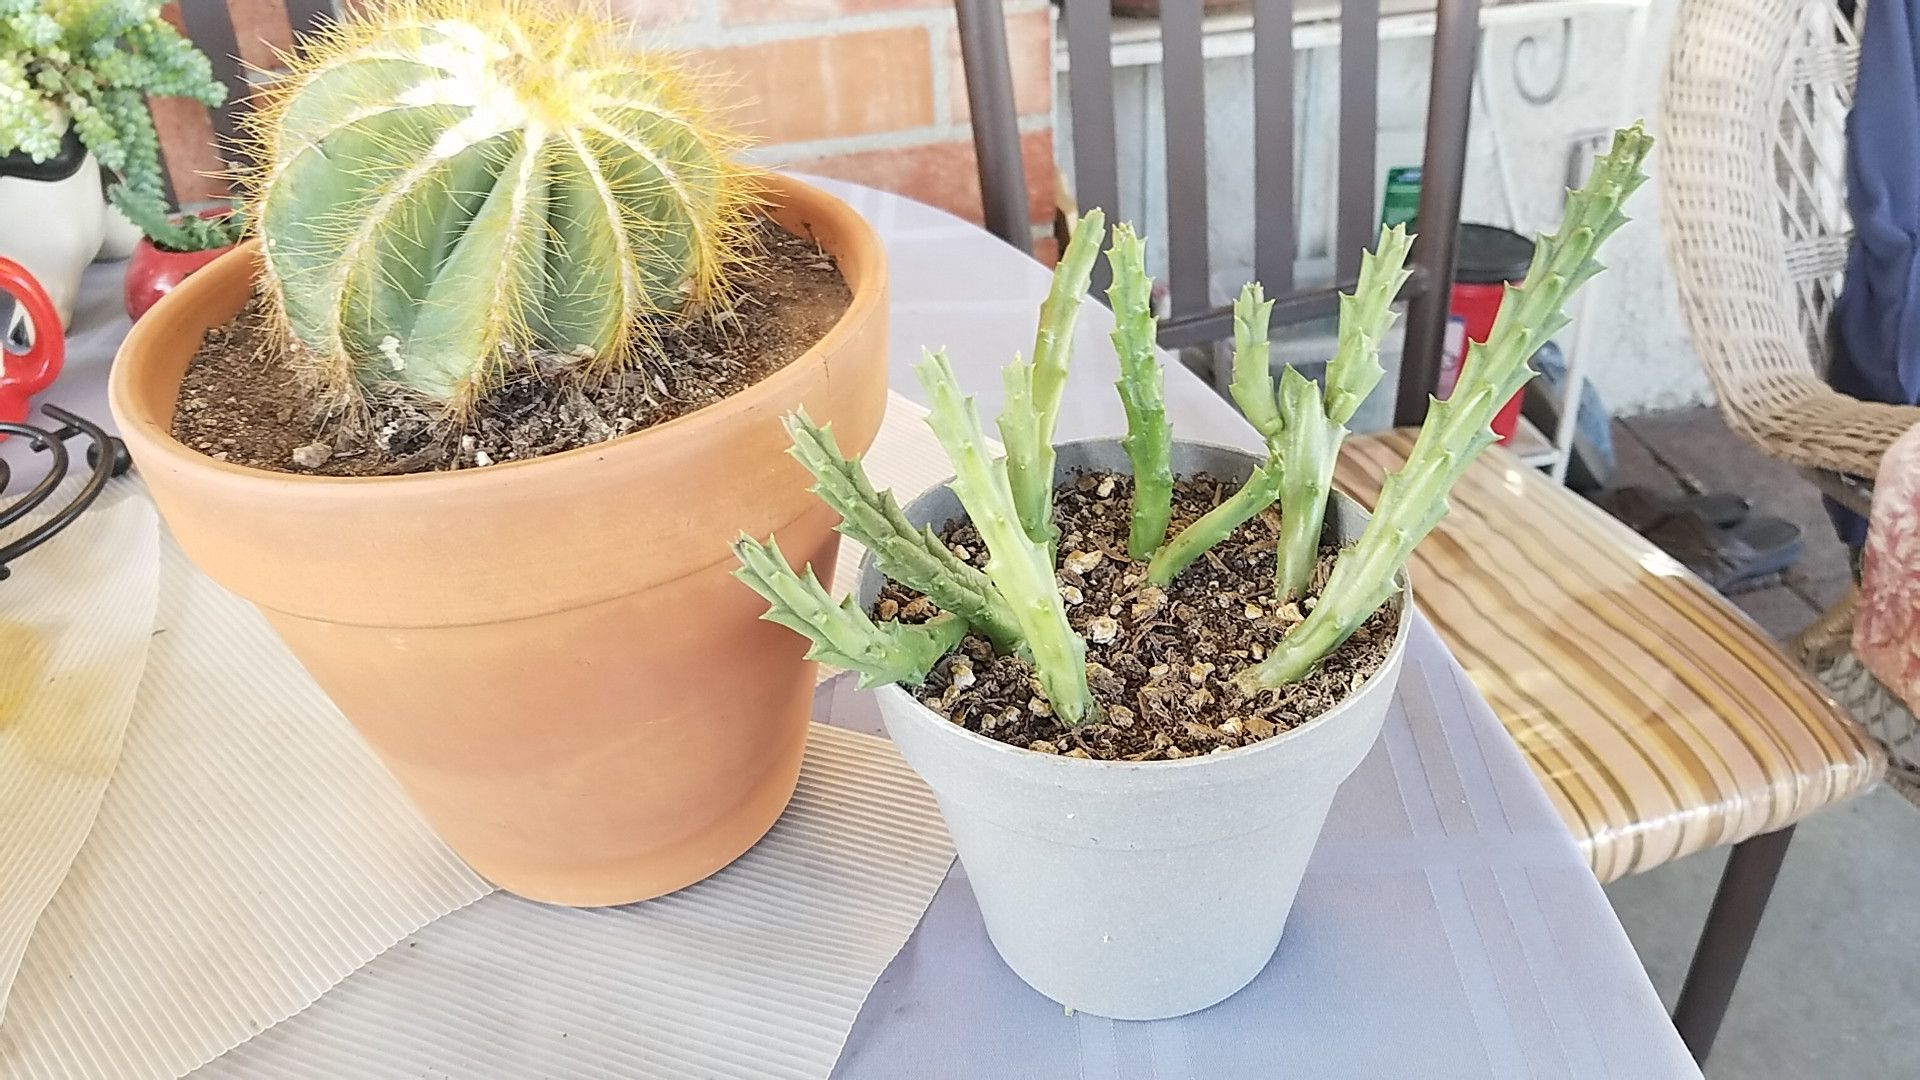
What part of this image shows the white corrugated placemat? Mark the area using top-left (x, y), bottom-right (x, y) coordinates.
top-left (3, 392), bottom-right (962, 1079)
top-left (192, 722), bottom-right (956, 1079)
top-left (0, 480), bottom-right (157, 1025)
top-left (0, 532), bottom-right (491, 1077)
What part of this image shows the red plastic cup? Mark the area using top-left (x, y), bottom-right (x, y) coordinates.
top-left (1436, 224), bottom-right (1534, 444)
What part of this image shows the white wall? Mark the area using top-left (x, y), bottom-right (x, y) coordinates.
top-left (1059, 0), bottom-right (1711, 415)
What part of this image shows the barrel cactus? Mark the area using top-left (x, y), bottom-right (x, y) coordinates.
top-left (243, 0), bottom-right (758, 411)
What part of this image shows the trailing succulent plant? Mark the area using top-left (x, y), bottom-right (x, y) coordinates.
top-left (735, 124), bottom-right (1654, 728)
top-left (0, 0), bottom-right (227, 250)
top-left (242, 0), bottom-right (759, 413)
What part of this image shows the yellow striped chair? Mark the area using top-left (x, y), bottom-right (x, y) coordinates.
top-left (1340, 431), bottom-right (1881, 1062)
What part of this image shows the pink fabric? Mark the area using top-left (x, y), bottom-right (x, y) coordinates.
top-left (1857, 422), bottom-right (1920, 711)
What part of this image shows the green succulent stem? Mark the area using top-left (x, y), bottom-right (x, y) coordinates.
top-left (782, 410), bottom-right (1022, 651)
top-left (1147, 460), bottom-right (1283, 587)
top-left (1324, 224), bottom-right (1414, 426)
top-left (732, 535), bottom-right (967, 690)
top-left (1236, 122), bottom-right (1653, 692)
top-left (1272, 225), bottom-right (1414, 601)
top-left (1229, 284), bottom-right (1283, 442)
top-left (1272, 368), bottom-right (1341, 600)
top-left (917, 349), bottom-right (1096, 726)
top-left (1000, 208), bottom-right (1107, 546)
top-left (1105, 224), bottom-right (1173, 561)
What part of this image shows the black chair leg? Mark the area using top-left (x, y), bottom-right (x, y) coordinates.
top-left (1671, 825), bottom-right (1796, 1064)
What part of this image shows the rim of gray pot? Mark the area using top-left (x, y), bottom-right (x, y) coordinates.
top-left (855, 435), bottom-right (1413, 771)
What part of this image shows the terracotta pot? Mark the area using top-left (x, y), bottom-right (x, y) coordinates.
top-left (124, 214), bottom-right (236, 320)
top-left (109, 175), bottom-right (890, 905)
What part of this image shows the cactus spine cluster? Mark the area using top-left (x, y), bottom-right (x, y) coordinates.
top-left (736, 123), bottom-right (1652, 727)
top-left (245, 0), bottom-right (758, 411)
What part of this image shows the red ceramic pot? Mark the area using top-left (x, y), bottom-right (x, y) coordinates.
top-left (124, 212), bottom-right (237, 321)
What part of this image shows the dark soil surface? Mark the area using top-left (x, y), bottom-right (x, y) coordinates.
top-left (170, 219), bottom-right (851, 476)
top-left (878, 472), bottom-right (1399, 762)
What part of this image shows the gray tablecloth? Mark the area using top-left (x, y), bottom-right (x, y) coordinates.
top-left (15, 179), bottom-right (1697, 1079)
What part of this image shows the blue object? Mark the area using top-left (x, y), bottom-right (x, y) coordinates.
top-left (1831, 0), bottom-right (1920, 541)
top-left (1531, 339), bottom-right (1615, 479)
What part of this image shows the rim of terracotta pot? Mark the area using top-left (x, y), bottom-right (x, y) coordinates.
top-left (861, 436), bottom-right (1415, 776)
top-left (109, 173), bottom-right (886, 493)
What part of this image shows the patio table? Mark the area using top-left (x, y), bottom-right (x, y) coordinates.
top-left (2, 179), bottom-right (1698, 1078)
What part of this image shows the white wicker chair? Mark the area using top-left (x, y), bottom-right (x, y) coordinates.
top-left (1661, 0), bottom-right (1920, 802)
top-left (1662, 0), bottom-right (1920, 487)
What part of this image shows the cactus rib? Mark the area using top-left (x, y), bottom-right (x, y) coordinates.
top-left (1237, 123), bottom-right (1653, 691)
top-left (917, 350), bottom-right (1097, 726)
top-left (782, 410), bottom-right (1022, 651)
top-left (733, 535), bottom-right (967, 690)
top-left (1105, 225), bottom-right (1173, 561)
top-left (999, 208), bottom-right (1106, 546)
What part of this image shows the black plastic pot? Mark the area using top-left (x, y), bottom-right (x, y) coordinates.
top-left (0, 127), bottom-right (89, 184)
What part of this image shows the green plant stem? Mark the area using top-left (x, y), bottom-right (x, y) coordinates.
top-left (917, 349), bottom-right (1096, 726)
top-left (783, 411), bottom-right (1021, 651)
top-left (1323, 224), bottom-right (1414, 425)
top-left (1104, 224), bottom-right (1173, 560)
top-left (1272, 368), bottom-right (1340, 600)
top-left (1147, 460), bottom-right (1283, 586)
top-left (1000, 208), bottom-right (1106, 546)
top-left (112, 193), bottom-right (244, 253)
top-left (1271, 226), bottom-right (1413, 600)
top-left (732, 535), bottom-right (968, 690)
top-left (1228, 284), bottom-right (1282, 441)
top-left (1236, 122), bottom-right (1652, 693)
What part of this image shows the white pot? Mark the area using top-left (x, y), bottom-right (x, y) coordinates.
top-left (0, 146), bottom-right (108, 329)
top-left (860, 439), bottom-right (1412, 1020)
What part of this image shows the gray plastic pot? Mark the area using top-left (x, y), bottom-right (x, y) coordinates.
top-left (857, 438), bottom-right (1412, 1020)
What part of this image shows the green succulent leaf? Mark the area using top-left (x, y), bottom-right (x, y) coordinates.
top-left (917, 348), bottom-right (1096, 727)
top-left (0, 0), bottom-right (224, 249)
top-left (783, 409), bottom-right (1022, 651)
top-left (1237, 122), bottom-right (1654, 692)
top-left (1105, 223), bottom-right (1174, 561)
top-left (999, 207), bottom-right (1105, 546)
top-left (1271, 224), bottom-right (1414, 601)
top-left (732, 533), bottom-right (966, 691)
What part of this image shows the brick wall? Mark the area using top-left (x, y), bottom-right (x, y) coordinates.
top-left (153, 0), bottom-right (1057, 256)
top-left (635, 0), bottom-right (1057, 253)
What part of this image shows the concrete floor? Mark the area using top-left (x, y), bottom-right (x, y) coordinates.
top-left (1595, 408), bottom-right (1920, 1078)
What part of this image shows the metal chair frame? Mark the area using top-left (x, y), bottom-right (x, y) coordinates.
top-left (955, 0), bottom-right (1483, 425)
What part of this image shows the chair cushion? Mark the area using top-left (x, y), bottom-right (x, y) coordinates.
top-left (1339, 430), bottom-right (1885, 882)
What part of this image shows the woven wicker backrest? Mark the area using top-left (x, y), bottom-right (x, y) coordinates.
top-left (1662, 0), bottom-right (1859, 393)
top-left (1659, 0), bottom-right (1919, 478)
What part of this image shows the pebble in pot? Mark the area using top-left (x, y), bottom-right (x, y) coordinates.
top-left (733, 125), bottom-right (1654, 1018)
